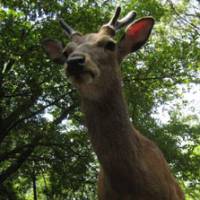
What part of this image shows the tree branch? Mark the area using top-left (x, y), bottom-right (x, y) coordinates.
top-left (0, 94), bottom-right (39, 144)
top-left (2, 93), bottom-right (68, 139)
top-left (2, 92), bottom-right (32, 98)
top-left (167, 0), bottom-right (200, 34)
top-left (0, 144), bottom-right (32, 162)
top-left (0, 135), bottom-right (42, 185)
top-left (53, 104), bottom-right (76, 125)
top-left (126, 74), bottom-right (199, 83)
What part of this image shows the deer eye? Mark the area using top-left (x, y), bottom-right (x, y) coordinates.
top-left (104, 40), bottom-right (116, 51)
top-left (97, 38), bottom-right (116, 51)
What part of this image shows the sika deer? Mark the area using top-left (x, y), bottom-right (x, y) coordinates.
top-left (43, 6), bottom-right (184, 200)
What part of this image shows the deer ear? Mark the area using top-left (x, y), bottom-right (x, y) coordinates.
top-left (117, 17), bottom-right (154, 62)
top-left (42, 39), bottom-right (66, 64)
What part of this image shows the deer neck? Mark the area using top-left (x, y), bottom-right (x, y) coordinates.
top-left (81, 82), bottom-right (137, 175)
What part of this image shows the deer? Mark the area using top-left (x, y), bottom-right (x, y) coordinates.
top-left (43, 6), bottom-right (184, 200)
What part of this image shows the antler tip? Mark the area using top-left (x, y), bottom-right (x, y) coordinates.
top-left (116, 6), bottom-right (121, 11)
top-left (115, 6), bottom-right (121, 16)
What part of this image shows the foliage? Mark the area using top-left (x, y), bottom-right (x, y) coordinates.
top-left (0, 0), bottom-right (199, 199)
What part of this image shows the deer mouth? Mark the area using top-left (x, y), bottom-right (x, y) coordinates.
top-left (68, 69), bottom-right (96, 84)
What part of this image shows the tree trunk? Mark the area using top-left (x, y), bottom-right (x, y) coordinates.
top-left (32, 169), bottom-right (37, 200)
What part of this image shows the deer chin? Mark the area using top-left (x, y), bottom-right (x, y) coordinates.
top-left (68, 70), bottom-right (97, 85)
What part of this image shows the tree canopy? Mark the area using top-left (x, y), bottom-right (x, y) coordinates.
top-left (0, 0), bottom-right (199, 199)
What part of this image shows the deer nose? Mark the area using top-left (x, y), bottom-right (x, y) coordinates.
top-left (66, 55), bottom-right (85, 75)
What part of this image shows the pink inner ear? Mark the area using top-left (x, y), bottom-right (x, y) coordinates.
top-left (127, 19), bottom-right (153, 39)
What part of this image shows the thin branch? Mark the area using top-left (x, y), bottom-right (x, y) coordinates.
top-left (126, 75), bottom-right (199, 83)
top-left (39, 166), bottom-right (48, 194)
top-left (53, 104), bottom-right (76, 125)
top-left (2, 92), bottom-right (32, 98)
top-left (0, 135), bottom-right (42, 185)
top-left (3, 59), bottom-right (15, 74)
top-left (0, 93), bottom-right (67, 145)
top-left (0, 144), bottom-right (32, 162)
top-left (167, 0), bottom-right (200, 35)
top-left (0, 94), bottom-right (39, 144)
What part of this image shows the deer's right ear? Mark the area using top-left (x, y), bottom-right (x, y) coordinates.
top-left (117, 17), bottom-right (154, 63)
top-left (42, 39), bottom-right (66, 64)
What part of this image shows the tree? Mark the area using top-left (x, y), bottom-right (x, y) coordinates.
top-left (0, 0), bottom-right (199, 199)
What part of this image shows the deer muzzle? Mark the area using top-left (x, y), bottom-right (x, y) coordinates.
top-left (65, 54), bottom-right (98, 85)
top-left (66, 55), bottom-right (85, 75)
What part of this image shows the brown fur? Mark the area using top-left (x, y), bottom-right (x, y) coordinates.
top-left (43, 14), bottom-right (184, 199)
top-left (81, 79), bottom-right (184, 200)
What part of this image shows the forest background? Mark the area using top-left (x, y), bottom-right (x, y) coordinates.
top-left (0, 0), bottom-right (199, 199)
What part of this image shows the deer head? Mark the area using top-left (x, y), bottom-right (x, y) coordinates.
top-left (43, 7), bottom-right (154, 100)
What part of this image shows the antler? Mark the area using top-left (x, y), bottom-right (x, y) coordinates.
top-left (106, 6), bottom-right (121, 29)
top-left (59, 7), bottom-right (136, 39)
top-left (100, 6), bottom-right (137, 35)
top-left (59, 18), bottom-right (77, 37)
top-left (59, 18), bottom-right (82, 43)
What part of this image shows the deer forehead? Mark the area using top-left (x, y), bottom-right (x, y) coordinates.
top-left (70, 33), bottom-right (114, 47)
top-left (64, 33), bottom-right (115, 54)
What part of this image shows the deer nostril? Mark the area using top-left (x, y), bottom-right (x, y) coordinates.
top-left (67, 55), bottom-right (85, 75)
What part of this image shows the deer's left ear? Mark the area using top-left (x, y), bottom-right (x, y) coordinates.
top-left (42, 39), bottom-right (66, 64)
top-left (117, 17), bottom-right (154, 62)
